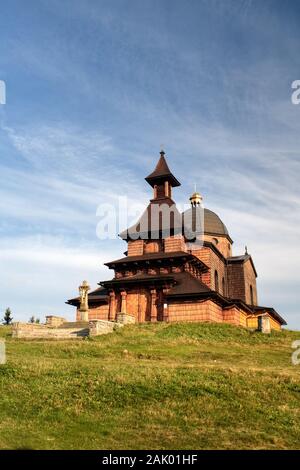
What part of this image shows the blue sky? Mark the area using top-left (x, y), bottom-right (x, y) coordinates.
top-left (0, 0), bottom-right (300, 329)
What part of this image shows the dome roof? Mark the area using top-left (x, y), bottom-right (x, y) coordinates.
top-left (190, 192), bottom-right (201, 198)
top-left (182, 207), bottom-right (230, 239)
top-left (189, 192), bottom-right (203, 206)
top-left (120, 200), bottom-right (230, 241)
top-left (203, 208), bottom-right (229, 236)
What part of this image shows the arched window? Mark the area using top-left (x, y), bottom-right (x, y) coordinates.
top-left (250, 285), bottom-right (254, 305)
top-left (222, 277), bottom-right (225, 296)
top-left (214, 270), bottom-right (219, 292)
top-left (212, 237), bottom-right (218, 245)
top-left (144, 241), bottom-right (161, 253)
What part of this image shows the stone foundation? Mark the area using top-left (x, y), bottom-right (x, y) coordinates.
top-left (115, 312), bottom-right (136, 325)
top-left (12, 315), bottom-right (130, 340)
top-left (12, 322), bottom-right (89, 339)
top-left (89, 319), bottom-right (120, 336)
top-left (45, 315), bottom-right (66, 327)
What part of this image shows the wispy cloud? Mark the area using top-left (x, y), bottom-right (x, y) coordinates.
top-left (0, 0), bottom-right (300, 328)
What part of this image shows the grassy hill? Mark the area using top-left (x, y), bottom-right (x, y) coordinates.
top-left (0, 322), bottom-right (299, 450)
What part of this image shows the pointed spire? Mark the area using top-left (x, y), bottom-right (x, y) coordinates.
top-left (145, 150), bottom-right (181, 188)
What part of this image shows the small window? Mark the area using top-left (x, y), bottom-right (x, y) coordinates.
top-left (250, 285), bottom-right (254, 305)
top-left (214, 270), bottom-right (219, 292)
top-left (222, 277), bottom-right (225, 296)
top-left (144, 241), bottom-right (160, 253)
top-left (212, 237), bottom-right (218, 245)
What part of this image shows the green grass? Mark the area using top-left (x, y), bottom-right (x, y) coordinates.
top-left (0, 322), bottom-right (300, 450)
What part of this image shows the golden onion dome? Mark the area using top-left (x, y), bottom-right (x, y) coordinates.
top-left (189, 191), bottom-right (203, 206)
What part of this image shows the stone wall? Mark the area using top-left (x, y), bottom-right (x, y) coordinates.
top-left (89, 319), bottom-right (118, 336)
top-left (45, 316), bottom-right (66, 327)
top-left (12, 317), bottom-right (133, 340)
top-left (116, 313), bottom-right (136, 324)
top-left (12, 322), bottom-right (89, 339)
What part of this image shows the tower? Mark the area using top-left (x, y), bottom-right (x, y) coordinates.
top-left (145, 150), bottom-right (180, 201)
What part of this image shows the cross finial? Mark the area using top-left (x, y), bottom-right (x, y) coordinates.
top-left (160, 144), bottom-right (165, 155)
top-left (194, 183), bottom-right (197, 193)
top-left (245, 245), bottom-right (248, 255)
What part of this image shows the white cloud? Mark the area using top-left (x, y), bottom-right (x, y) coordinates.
top-left (0, 234), bottom-right (121, 322)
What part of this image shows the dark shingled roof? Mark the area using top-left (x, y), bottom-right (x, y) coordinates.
top-left (182, 207), bottom-right (230, 238)
top-left (252, 305), bottom-right (287, 326)
top-left (121, 205), bottom-right (232, 242)
top-left (100, 273), bottom-right (175, 289)
top-left (105, 251), bottom-right (208, 269)
top-left (228, 254), bottom-right (250, 262)
top-left (89, 287), bottom-right (108, 298)
top-left (145, 151), bottom-right (181, 188)
top-left (228, 254), bottom-right (258, 278)
top-left (167, 272), bottom-right (211, 296)
top-left (66, 287), bottom-right (108, 306)
top-left (203, 208), bottom-right (229, 236)
top-left (101, 271), bottom-right (211, 295)
top-left (119, 198), bottom-right (183, 240)
top-left (67, 279), bottom-right (286, 325)
top-left (119, 205), bottom-right (232, 242)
